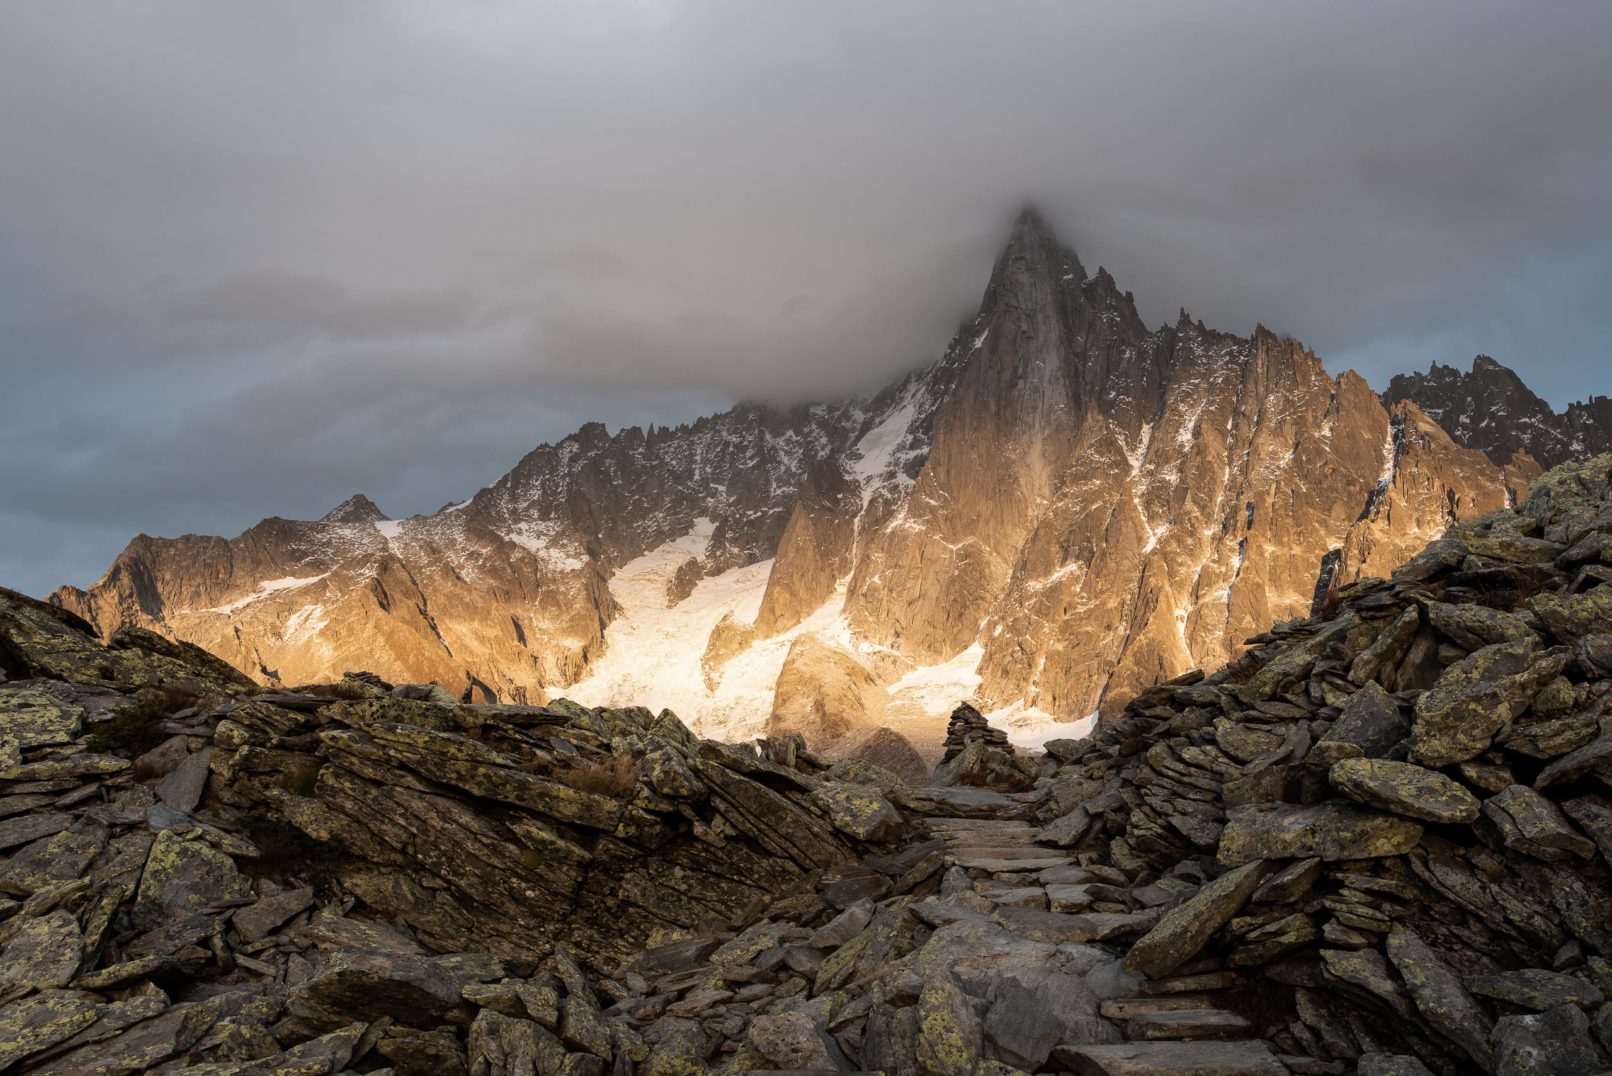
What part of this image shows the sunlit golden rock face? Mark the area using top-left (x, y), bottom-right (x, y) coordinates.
top-left (57, 211), bottom-right (1539, 735)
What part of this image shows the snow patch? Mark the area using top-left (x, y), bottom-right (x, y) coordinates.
top-left (852, 396), bottom-right (917, 492)
top-left (885, 644), bottom-right (983, 715)
top-left (985, 704), bottom-right (1099, 751)
top-left (283, 604), bottom-right (328, 644)
top-left (1125, 422), bottom-right (1154, 478)
top-left (504, 521), bottom-right (588, 572)
top-left (1375, 418), bottom-right (1401, 491)
top-left (204, 574), bottom-right (329, 615)
top-left (566, 520), bottom-right (790, 739)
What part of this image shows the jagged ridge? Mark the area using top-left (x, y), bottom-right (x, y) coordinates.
top-left (53, 211), bottom-right (1577, 756)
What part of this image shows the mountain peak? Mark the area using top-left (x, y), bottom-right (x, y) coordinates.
top-left (1011, 202), bottom-right (1053, 236)
top-left (984, 204), bottom-right (1086, 312)
top-left (319, 494), bottom-right (389, 524)
top-left (1001, 204), bottom-right (1072, 261)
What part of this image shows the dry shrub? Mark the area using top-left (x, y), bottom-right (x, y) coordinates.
top-left (291, 679), bottom-right (374, 700)
top-left (152, 684), bottom-right (202, 712)
top-left (282, 760), bottom-right (322, 797)
top-left (235, 815), bottom-right (346, 888)
top-left (554, 755), bottom-right (639, 798)
top-left (86, 688), bottom-right (188, 756)
top-left (130, 755), bottom-right (166, 782)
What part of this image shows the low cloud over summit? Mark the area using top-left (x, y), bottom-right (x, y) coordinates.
top-left (3, 1), bottom-right (1611, 595)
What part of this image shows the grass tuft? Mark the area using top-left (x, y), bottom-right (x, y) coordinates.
top-left (282, 760), bottom-right (322, 797)
top-left (235, 815), bottom-right (347, 887)
top-left (554, 755), bottom-right (639, 798)
top-left (85, 687), bottom-right (194, 756)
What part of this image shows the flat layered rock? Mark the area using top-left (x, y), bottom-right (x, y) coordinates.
top-left (1328, 758), bottom-right (1481, 823)
top-left (1052, 1039), bottom-right (1288, 1075)
top-left (893, 786), bottom-right (1027, 818)
top-left (1409, 639), bottom-right (1567, 767)
top-left (948, 843), bottom-right (1071, 861)
top-left (951, 853), bottom-right (1073, 872)
top-left (1125, 861), bottom-right (1271, 978)
top-left (1384, 928), bottom-right (1493, 1070)
top-left (992, 906), bottom-right (1107, 944)
top-left (1127, 1008), bottom-right (1251, 1041)
top-left (1218, 803), bottom-right (1423, 866)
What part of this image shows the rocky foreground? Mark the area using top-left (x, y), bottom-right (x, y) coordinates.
top-left (0, 454), bottom-right (1610, 1074)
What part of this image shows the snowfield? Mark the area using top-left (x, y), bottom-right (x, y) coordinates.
top-left (565, 522), bottom-right (1100, 750)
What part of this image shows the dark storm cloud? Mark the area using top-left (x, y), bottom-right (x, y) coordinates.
top-left (3, 0), bottom-right (1610, 596)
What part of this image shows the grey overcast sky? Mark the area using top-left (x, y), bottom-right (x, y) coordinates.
top-left (3, 1), bottom-right (1611, 598)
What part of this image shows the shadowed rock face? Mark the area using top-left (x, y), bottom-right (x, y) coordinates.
top-left (0, 587), bottom-right (903, 976)
top-left (54, 211), bottom-right (1562, 742)
top-left (0, 582), bottom-right (917, 1072)
top-left (1385, 354), bottom-right (1612, 469)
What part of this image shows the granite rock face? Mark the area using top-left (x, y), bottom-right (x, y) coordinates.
top-left (55, 211), bottom-right (1549, 754)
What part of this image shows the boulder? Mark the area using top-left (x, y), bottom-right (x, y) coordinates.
top-left (914, 973), bottom-right (983, 1076)
top-left (0, 990), bottom-right (99, 1070)
top-left (1532, 586), bottom-right (1612, 643)
top-left (1319, 681), bottom-right (1410, 759)
top-left (1384, 928), bottom-right (1493, 1069)
top-left (1483, 784), bottom-right (1596, 862)
top-left (467, 1010), bottom-right (567, 1074)
top-left (153, 747), bottom-right (211, 812)
top-left (810, 782), bottom-right (905, 842)
top-left (1328, 758), bottom-right (1481, 823)
top-left (136, 829), bottom-right (251, 913)
top-left (1052, 1040), bottom-right (1288, 1075)
top-left (1125, 861), bottom-right (1272, 978)
top-left (1410, 639), bottom-right (1569, 766)
top-left (0, 910), bottom-right (83, 993)
top-left (1490, 1003), bottom-right (1606, 1075)
top-left (1218, 803), bottom-right (1423, 866)
top-left (1425, 601), bottom-right (1537, 650)
top-left (1470, 968), bottom-right (1605, 1011)
top-left (746, 1010), bottom-right (841, 1069)
top-left (288, 950), bottom-right (467, 1033)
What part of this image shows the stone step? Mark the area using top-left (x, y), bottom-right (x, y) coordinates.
top-left (986, 886), bottom-right (1048, 910)
top-left (930, 829), bottom-right (1035, 843)
top-left (1098, 996), bottom-right (1219, 1021)
top-left (950, 854), bottom-right (1073, 873)
top-left (991, 906), bottom-right (1105, 944)
top-left (1051, 1039), bottom-right (1288, 1075)
top-left (892, 787), bottom-right (1027, 819)
top-left (1139, 971), bottom-right (1241, 995)
top-left (935, 829), bottom-right (1039, 846)
top-left (926, 818), bottom-right (1034, 830)
top-left (946, 843), bottom-right (1065, 860)
top-left (1127, 1009), bottom-right (1251, 1041)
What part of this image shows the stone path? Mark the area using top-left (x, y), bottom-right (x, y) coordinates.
top-left (922, 795), bottom-right (1291, 1073)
